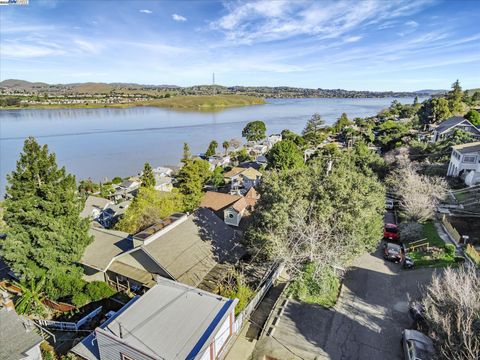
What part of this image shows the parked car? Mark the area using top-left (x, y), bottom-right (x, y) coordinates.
top-left (383, 242), bottom-right (404, 262)
top-left (385, 198), bottom-right (394, 210)
top-left (402, 329), bottom-right (436, 360)
top-left (384, 223), bottom-right (400, 241)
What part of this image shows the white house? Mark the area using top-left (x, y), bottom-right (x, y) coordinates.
top-left (72, 279), bottom-right (238, 360)
top-left (432, 116), bottom-right (480, 142)
top-left (208, 155), bottom-right (231, 170)
top-left (80, 196), bottom-right (113, 220)
top-left (154, 175), bottom-right (173, 192)
top-left (153, 166), bottom-right (173, 177)
top-left (223, 167), bottom-right (262, 193)
top-left (447, 142), bottom-right (480, 186)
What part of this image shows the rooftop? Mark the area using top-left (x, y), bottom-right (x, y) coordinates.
top-left (142, 208), bottom-right (245, 287)
top-left (100, 278), bottom-right (236, 360)
top-left (133, 213), bottom-right (185, 241)
top-left (0, 308), bottom-right (43, 360)
top-left (80, 227), bottom-right (132, 271)
top-left (452, 141), bottom-right (480, 153)
top-left (436, 116), bottom-right (471, 133)
top-left (80, 195), bottom-right (112, 218)
top-left (200, 191), bottom-right (242, 212)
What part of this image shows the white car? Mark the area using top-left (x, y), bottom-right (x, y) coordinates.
top-left (385, 198), bottom-right (394, 210)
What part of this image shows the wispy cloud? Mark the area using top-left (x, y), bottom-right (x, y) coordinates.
top-left (211, 0), bottom-right (436, 44)
top-left (139, 9), bottom-right (152, 14)
top-left (172, 14), bottom-right (187, 22)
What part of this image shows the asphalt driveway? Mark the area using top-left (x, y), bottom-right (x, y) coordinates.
top-left (252, 248), bottom-right (436, 360)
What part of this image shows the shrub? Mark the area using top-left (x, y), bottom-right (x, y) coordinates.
top-left (218, 271), bottom-right (254, 316)
top-left (444, 243), bottom-right (456, 257)
top-left (40, 342), bottom-right (56, 360)
top-left (72, 293), bottom-right (90, 307)
top-left (465, 244), bottom-right (480, 266)
top-left (85, 281), bottom-right (115, 302)
top-left (288, 263), bottom-right (340, 308)
top-left (399, 222), bottom-right (423, 242)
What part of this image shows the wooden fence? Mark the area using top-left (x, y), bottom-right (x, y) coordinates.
top-left (441, 215), bottom-right (462, 243)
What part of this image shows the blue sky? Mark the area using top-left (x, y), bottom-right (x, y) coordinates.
top-left (1, 0), bottom-right (479, 91)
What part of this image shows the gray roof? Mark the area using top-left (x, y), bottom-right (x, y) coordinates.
top-left (80, 196), bottom-right (112, 218)
top-left (80, 227), bottom-right (132, 271)
top-left (436, 116), bottom-right (478, 134)
top-left (0, 309), bottom-right (43, 360)
top-left (142, 208), bottom-right (245, 287)
top-left (101, 278), bottom-right (236, 360)
top-left (71, 296), bottom-right (141, 360)
top-left (452, 141), bottom-right (480, 154)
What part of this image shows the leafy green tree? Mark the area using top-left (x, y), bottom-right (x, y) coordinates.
top-left (209, 167), bottom-right (224, 189)
top-left (266, 140), bottom-right (304, 171)
top-left (112, 176), bottom-right (123, 184)
top-left (419, 98), bottom-right (451, 126)
top-left (222, 141), bottom-right (230, 155)
top-left (78, 178), bottom-right (99, 194)
top-left (242, 120), bottom-right (266, 142)
top-left (116, 187), bottom-right (184, 233)
top-left (302, 113), bottom-right (326, 146)
top-left (232, 148), bottom-right (251, 163)
top-left (448, 79), bottom-right (463, 114)
top-left (1, 137), bottom-right (92, 299)
top-left (281, 129), bottom-right (306, 147)
top-left (465, 109), bottom-right (480, 126)
top-left (176, 158), bottom-right (212, 211)
top-left (472, 91), bottom-right (480, 103)
top-left (205, 140), bottom-right (218, 158)
top-left (140, 162), bottom-right (155, 188)
top-left (182, 142), bottom-right (191, 163)
top-left (375, 120), bottom-right (411, 151)
top-left (333, 113), bottom-right (351, 133)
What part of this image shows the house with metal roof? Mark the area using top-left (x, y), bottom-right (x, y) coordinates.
top-left (447, 141), bottom-right (480, 186)
top-left (432, 116), bottom-right (480, 142)
top-left (72, 278), bottom-right (237, 360)
top-left (0, 297), bottom-right (43, 360)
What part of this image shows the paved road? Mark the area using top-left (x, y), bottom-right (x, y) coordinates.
top-left (252, 248), bottom-right (435, 360)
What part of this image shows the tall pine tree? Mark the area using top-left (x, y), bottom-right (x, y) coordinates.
top-left (140, 162), bottom-right (155, 188)
top-left (1, 137), bottom-right (92, 299)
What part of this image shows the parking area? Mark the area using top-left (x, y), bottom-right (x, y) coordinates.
top-left (253, 247), bottom-right (436, 360)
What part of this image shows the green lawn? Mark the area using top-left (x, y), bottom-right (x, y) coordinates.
top-left (406, 222), bottom-right (458, 268)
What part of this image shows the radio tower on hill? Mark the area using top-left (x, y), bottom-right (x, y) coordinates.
top-left (212, 72), bottom-right (215, 96)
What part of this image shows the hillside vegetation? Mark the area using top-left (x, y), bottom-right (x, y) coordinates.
top-left (148, 95), bottom-right (265, 110)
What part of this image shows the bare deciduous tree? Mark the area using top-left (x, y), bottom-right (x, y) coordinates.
top-left (422, 266), bottom-right (480, 360)
top-left (388, 162), bottom-right (447, 222)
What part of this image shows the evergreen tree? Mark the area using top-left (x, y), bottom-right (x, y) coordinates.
top-left (302, 113), bottom-right (326, 146)
top-left (1, 137), bottom-right (91, 299)
top-left (334, 113), bottom-right (351, 133)
top-left (141, 162), bottom-right (155, 188)
top-left (205, 140), bottom-right (218, 158)
top-left (448, 79), bottom-right (463, 114)
top-left (176, 158), bottom-right (212, 211)
top-left (182, 142), bottom-right (191, 164)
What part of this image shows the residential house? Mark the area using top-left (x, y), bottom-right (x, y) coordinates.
top-left (266, 134), bottom-right (282, 149)
top-left (200, 188), bottom-right (259, 227)
top-left (80, 196), bottom-right (113, 220)
top-left (152, 166), bottom-right (173, 177)
top-left (208, 155), bottom-right (231, 170)
top-left (110, 180), bottom-right (141, 202)
top-left (71, 278), bottom-right (237, 360)
top-left (0, 294), bottom-right (43, 360)
top-left (154, 175), bottom-right (173, 192)
top-left (97, 200), bottom-right (131, 228)
top-left (447, 142), bottom-right (480, 186)
top-left (431, 116), bottom-right (480, 142)
top-left (79, 209), bottom-right (245, 292)
top-left (119, 180), bottom-right (141, 192)
top-left (223, 167), bottom-right (262, 193)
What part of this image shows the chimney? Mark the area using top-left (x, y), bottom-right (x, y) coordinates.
top-left (1, 291), bottom-right (14, 312)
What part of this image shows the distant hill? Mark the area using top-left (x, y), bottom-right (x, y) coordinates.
top-left (414, 89), bottom-right (447, 95)
top-left (0, 79), bottom-right (431, 98)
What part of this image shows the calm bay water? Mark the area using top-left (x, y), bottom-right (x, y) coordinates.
top-left (0, 97), bottom-right (418, 195)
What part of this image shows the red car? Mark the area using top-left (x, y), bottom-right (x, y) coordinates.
top-left (384, 223), bottom-right (400, 241)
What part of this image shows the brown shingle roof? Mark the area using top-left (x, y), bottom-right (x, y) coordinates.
top-left (223, 167), bottom-right (246, 178)
top-left (200, 191), bottom-right (241, 211)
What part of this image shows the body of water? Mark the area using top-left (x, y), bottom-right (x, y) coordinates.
top-left (0, 97), bottom-right (419, 195)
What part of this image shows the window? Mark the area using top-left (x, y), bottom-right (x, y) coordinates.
top-left (463, 155), bottom-right (476, 163)
top-left (120, 353), bottom-right (135, 360)
top-left (228, 213), bottom-right (234, 219)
